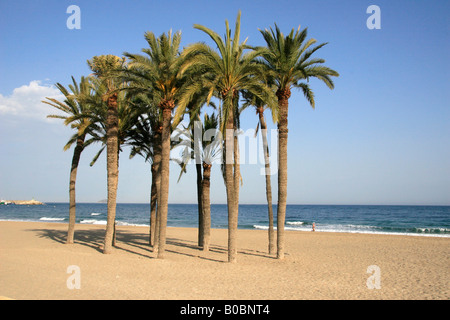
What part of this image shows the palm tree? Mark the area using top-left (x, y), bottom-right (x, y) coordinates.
top-left (124, 30), bottom-right (191, 259)
top-left (200, 112), bottom-right (221, 251)
top-left (173, 109), bottom-right (205, 248)
top-left (77, 71), bottom-right (142, 250)
top-left (181, 11), bottom-right (272, 262)
top-left (258, 25), bottom-right (339, 259)
top-left (173, 80), bottom-right (218, 248)
top-left (127, 97), bottom-right (162, 247)
top-left (174, 112), bottom-right (222, 251)
top-left (86, 55), bottom-right (127, 254)
top-left (43, 76), bottom-right (93, 244)
top-left (242, 89), bottom-right (277, 254)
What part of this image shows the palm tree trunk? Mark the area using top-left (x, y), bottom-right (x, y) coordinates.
top-left (201, 162), bottom-right (212, 251)
top-left (232, 120), bottom-right (240, 257)
top-left (276, 88), bottom-right (291, 259)
top-left (257, 107), bottom-right (275, 255)
top-left (149, 163), bottom-right (157, 246)
top-left (157, 103), bottom-right (173, 259)
top-left (196, 163), bottom-right (204, 247)
top-left (152, 127), bottom-right (162, 252)
top-left (67, 133), bottom-right (85, 244)
top-left (224, 107), bottom-right (238, 263)
top-left (233, 126), bottom-right (240, 208)
top-left (190, 113), bottom-right (204, 247)
top-left (193, 113), bottom-right (204, 247)
top-left (112, 151), bottom-right (119, 247)
top-left (103, 93), bottom-right (119, 254)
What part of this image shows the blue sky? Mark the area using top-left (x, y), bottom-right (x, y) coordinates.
top-left (0, 0), bottom-right (449, 205)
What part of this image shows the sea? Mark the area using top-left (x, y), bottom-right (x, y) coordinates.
top-left (0, 203), bottom-right (449, 238)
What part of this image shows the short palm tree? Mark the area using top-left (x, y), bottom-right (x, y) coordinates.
top-left (127, 95), bottom-right (162, 247)
top-left (43, 76), bottom-right (94, 244)
top-left (86, 55), bottom-right (127, 254)
top-left (174, 112), bottom-right (222, 251)
top-left (76, 69), bottom-right (141, 251)
top-left (173, 81), bottom-right (218, 248)
top-left (258, 25), bottom-right (339, 259)
top-left (200, 112), bottom-right (221, 251)
top-left (181, 10), bottom-right (272, 262)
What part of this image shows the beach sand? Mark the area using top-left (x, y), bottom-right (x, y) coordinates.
top-left (0, 221), bottom-right (448, 300)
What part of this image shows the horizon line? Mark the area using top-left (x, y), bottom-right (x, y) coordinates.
top-left (39, 201), bottom-right (450, 207)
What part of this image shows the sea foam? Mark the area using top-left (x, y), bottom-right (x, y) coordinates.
top-left (39, 217), bottom-right (65, 221)
top-left (80, 219), bottom-right (107, 225)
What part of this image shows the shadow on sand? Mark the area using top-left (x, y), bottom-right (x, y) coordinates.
top-left (28, 226), bottom-right (275, 262)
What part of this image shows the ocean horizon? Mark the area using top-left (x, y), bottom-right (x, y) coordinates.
top-left (1, 202), bottom-right (449, 238)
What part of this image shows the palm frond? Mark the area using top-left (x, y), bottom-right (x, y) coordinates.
top-left (259, 23), bottom-right (339, 108)
top-left (90, 145), bottom-right (106, 167)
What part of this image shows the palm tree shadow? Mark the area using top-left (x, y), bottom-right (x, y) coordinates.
top-left (28, 228), bottom-right (153, 257)
top-left (29, 228), bottom-right (104, 253)
top-left (165, 237), bottom-right (228, 263)
top-left (166, 237), bottom-right (274, 261)
top-left (28, 227), bottom-right (275, 261)
top-left (114, 230), bottom-right (155, 258)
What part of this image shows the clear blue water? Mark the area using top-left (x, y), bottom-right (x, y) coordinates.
top-left (0, 203), bottom-right (449, 237)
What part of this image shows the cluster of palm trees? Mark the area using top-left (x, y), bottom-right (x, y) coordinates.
top-left (44, 11), bottom-right (338, 263)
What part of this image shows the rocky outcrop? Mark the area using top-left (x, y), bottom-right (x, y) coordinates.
top-left (3, 200), bottom-right (44, 205)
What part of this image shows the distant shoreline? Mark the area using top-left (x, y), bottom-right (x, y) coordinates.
top-left (1, 200), bottom-right (44, 205)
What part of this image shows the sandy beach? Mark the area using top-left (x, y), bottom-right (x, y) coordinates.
top-left (0, 221), bottom-right (448, 300)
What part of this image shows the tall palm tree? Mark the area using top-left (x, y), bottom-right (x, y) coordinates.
top-left (86, 55), bottom-right (127, 254)
top-left (124, 30), bottom-right (191, 259)
top-left (43, 76), bottom-right (93, 244)
top-left (181, 10), bottom-right (272, 262)
top-left (241, 89), bottom-right (277, 254)
top-left (258, 25), bottom-right (339, 259)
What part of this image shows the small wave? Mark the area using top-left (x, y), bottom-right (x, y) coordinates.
top-left (116, 221), bottom-right (149, 227)
top-left (253, 224), bottom-right (312, 231)
top-left (80, 219), bottom-right (107, 225)
top-left (414, 227), bottom-right (450, 234)
top-left (254, 223), bottom-right (450, 238)
top-left (91, 212), bottom-right (103, 216)
top-left (286, 221), bottom-right (305, 225)
top-left (39, 217), bottom-right (65, 221)
top-left (0, 218), bottom-right (35, 222)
